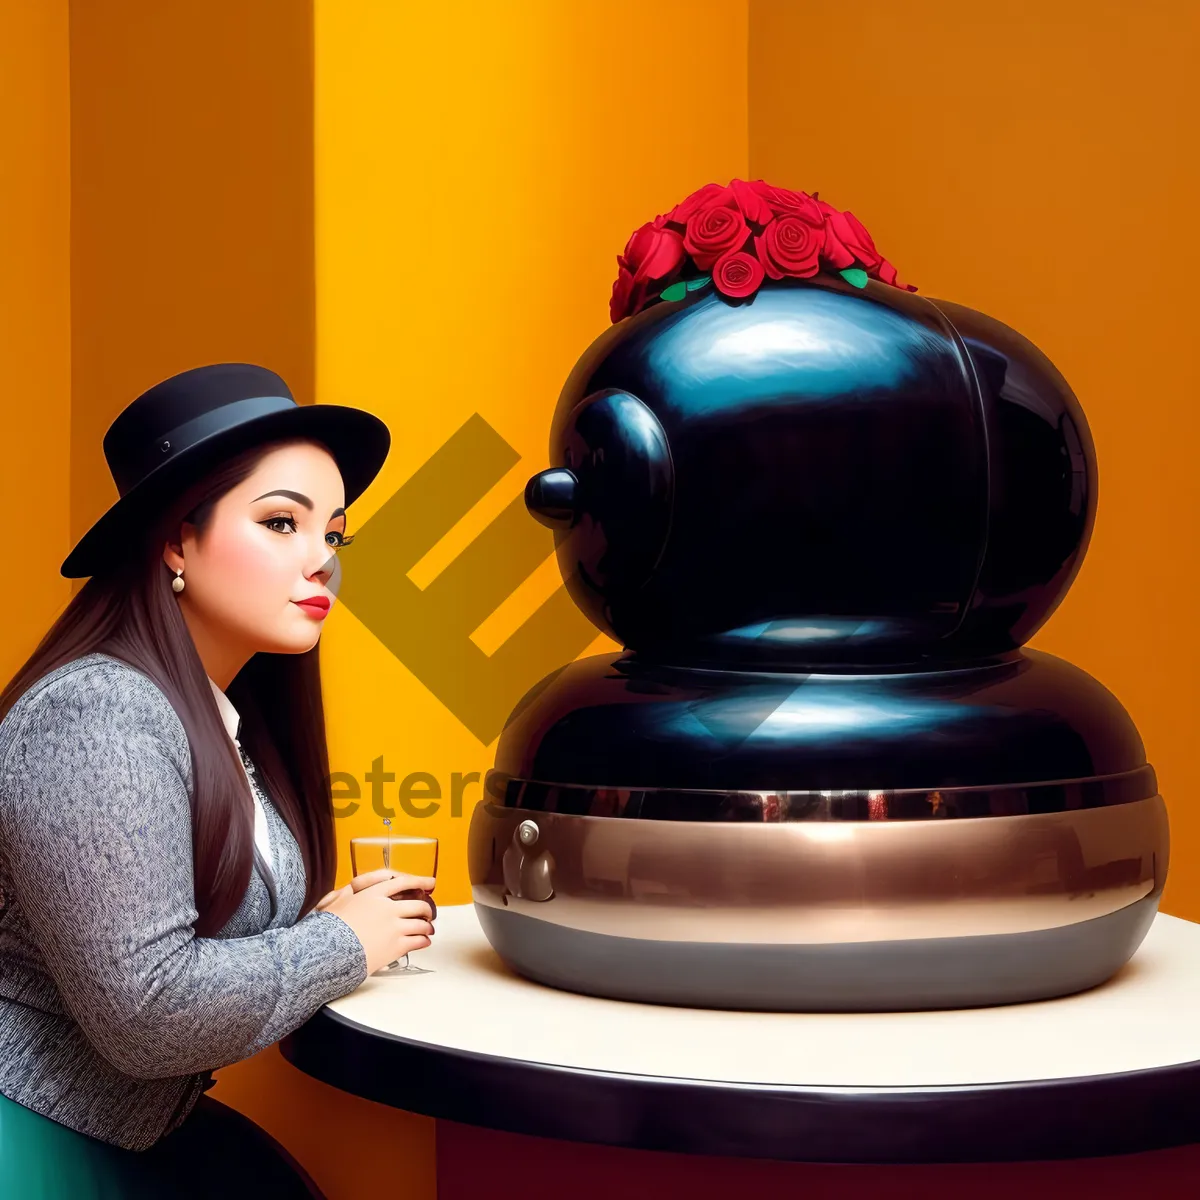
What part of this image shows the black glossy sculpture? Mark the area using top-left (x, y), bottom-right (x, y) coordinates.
top-left (468, 272), bottom-right (1167, 1011)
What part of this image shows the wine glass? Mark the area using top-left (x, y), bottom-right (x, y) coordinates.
top-left (350, 825), bottom-right (439, 974)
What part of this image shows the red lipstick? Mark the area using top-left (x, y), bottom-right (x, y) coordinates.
top-left (293, 596), bottom-right (331, 618)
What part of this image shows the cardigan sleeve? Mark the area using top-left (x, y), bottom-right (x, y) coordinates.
top-left (0, 660), bottom-right (369, 1081)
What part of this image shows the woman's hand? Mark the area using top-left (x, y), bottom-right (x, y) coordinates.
top-left (315, 883), bottom-right (352, 911)
top-left (316, 868), bottom-right (437, 913)
top-left (319, 872), bottom-right (438, 976)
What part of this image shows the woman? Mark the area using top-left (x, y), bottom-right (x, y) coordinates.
top-left (0, 364), bottom-right (437, 1197)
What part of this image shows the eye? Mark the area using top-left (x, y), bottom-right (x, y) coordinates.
top-left (326, 531), bottom-right (355, 549)
top-left (262, 516), bottom-right (298, 534)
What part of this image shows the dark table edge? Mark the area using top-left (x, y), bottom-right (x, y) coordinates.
top-left (281, 1005), bottom-right (1200, 1164)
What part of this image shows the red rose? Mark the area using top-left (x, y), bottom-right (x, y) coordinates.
top-left (610, 266), bottom-right (648, 323)
top-left (748, 181), bottom-right (822, 226)
top-left (713, 249), bottom-right (764, 298)
top-left (819, 201), bottom-right (882, 271)
top-left (755, 216), bottom-right (822, 279)
top-left (728, 179), bottom-right (774, 226)
top-left (820, 222), bottom-right (856, 270)
top-left (620, 220), bottom-right (686, 280)
top-left (666, 182), bottom-right (733, 227)
top-left (874, 258), bottom-right (918, 292)
top-left (610, 220), bottom-right (686, 321)
top-left (684, 204), bottom-right (750, 270)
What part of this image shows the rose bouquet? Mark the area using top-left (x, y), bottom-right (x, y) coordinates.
top-left (610, 178), bottom-right (915, 324)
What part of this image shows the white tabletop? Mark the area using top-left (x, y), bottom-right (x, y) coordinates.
top-left (325, 903), bottom-right (1200, 1088)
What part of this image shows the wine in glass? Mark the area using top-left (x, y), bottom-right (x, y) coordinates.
top-left (350, 826), bottom-right (438, 974)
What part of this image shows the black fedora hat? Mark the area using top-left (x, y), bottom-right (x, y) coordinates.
top-left (61, 363), bottom-right (391, 578)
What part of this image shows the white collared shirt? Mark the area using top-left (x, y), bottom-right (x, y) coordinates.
top-left (207, 676), bottom-right (274, 874)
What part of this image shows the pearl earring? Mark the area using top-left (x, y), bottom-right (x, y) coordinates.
top-left (171, 568), bottom-right (185, 594)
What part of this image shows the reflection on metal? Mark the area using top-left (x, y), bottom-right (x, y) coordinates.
top-left (473, 798), bottom-right (1167, 942)
top-left (501, 819), bottom-right (555, 903)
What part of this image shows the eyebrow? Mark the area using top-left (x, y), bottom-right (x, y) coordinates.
top-left (253, 490), bottom-right (346, 520)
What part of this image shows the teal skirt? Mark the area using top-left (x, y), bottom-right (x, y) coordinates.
top-left (0, 1088), bottom-right (324, 1198)
top-left (0, 1088), bottom-right (161, 1198)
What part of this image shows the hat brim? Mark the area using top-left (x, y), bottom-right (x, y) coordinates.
top-left (60, 404), bottom-right (391, 579)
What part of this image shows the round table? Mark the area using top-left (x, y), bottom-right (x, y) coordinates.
top-left (282, 904), bottom-right (1200, 1196)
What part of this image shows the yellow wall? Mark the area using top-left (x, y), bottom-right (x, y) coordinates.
top-left (312, 3), bottom-right (748, 1192)
top-left (749, 0), bottom-right (1200, 922)
top-left (0, 0), bottom-right (71, 682)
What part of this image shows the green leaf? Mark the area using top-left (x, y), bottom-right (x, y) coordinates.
top-left (840, 268), bottom-right (869, 289)
top-left (659, 281), bottom-right (687, 302)
top-left (685, 275), bottom-right (712, 291)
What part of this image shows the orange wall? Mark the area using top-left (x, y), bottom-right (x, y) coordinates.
top-left (15, 2), bottom-right (1193, 1194)
top-left (0, 0), bottom-right (71, 682)
top-left (67, 0), bottom-right (317, 595)
top-left (64, 0), bottom-right (326, 1179)
top-left (750, 0), bottom-right (1200, 921)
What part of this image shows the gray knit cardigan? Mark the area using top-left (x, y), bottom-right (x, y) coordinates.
top-left (0, 652), bottom-right (368, 1150)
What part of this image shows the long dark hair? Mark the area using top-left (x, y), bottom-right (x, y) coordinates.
top-left (0, 437), bottom-right (338, 936)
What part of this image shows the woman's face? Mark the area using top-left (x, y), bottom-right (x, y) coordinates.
top-left (163, 438), bottom-right (351, 677)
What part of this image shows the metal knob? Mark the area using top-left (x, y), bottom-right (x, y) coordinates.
top-left (524, 468), bottom-right (579, 529)
top-left (517, 819), bottom-right (539, 847)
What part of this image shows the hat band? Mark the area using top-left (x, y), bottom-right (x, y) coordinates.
top-left (116, 394), bottom-right (297, 495)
